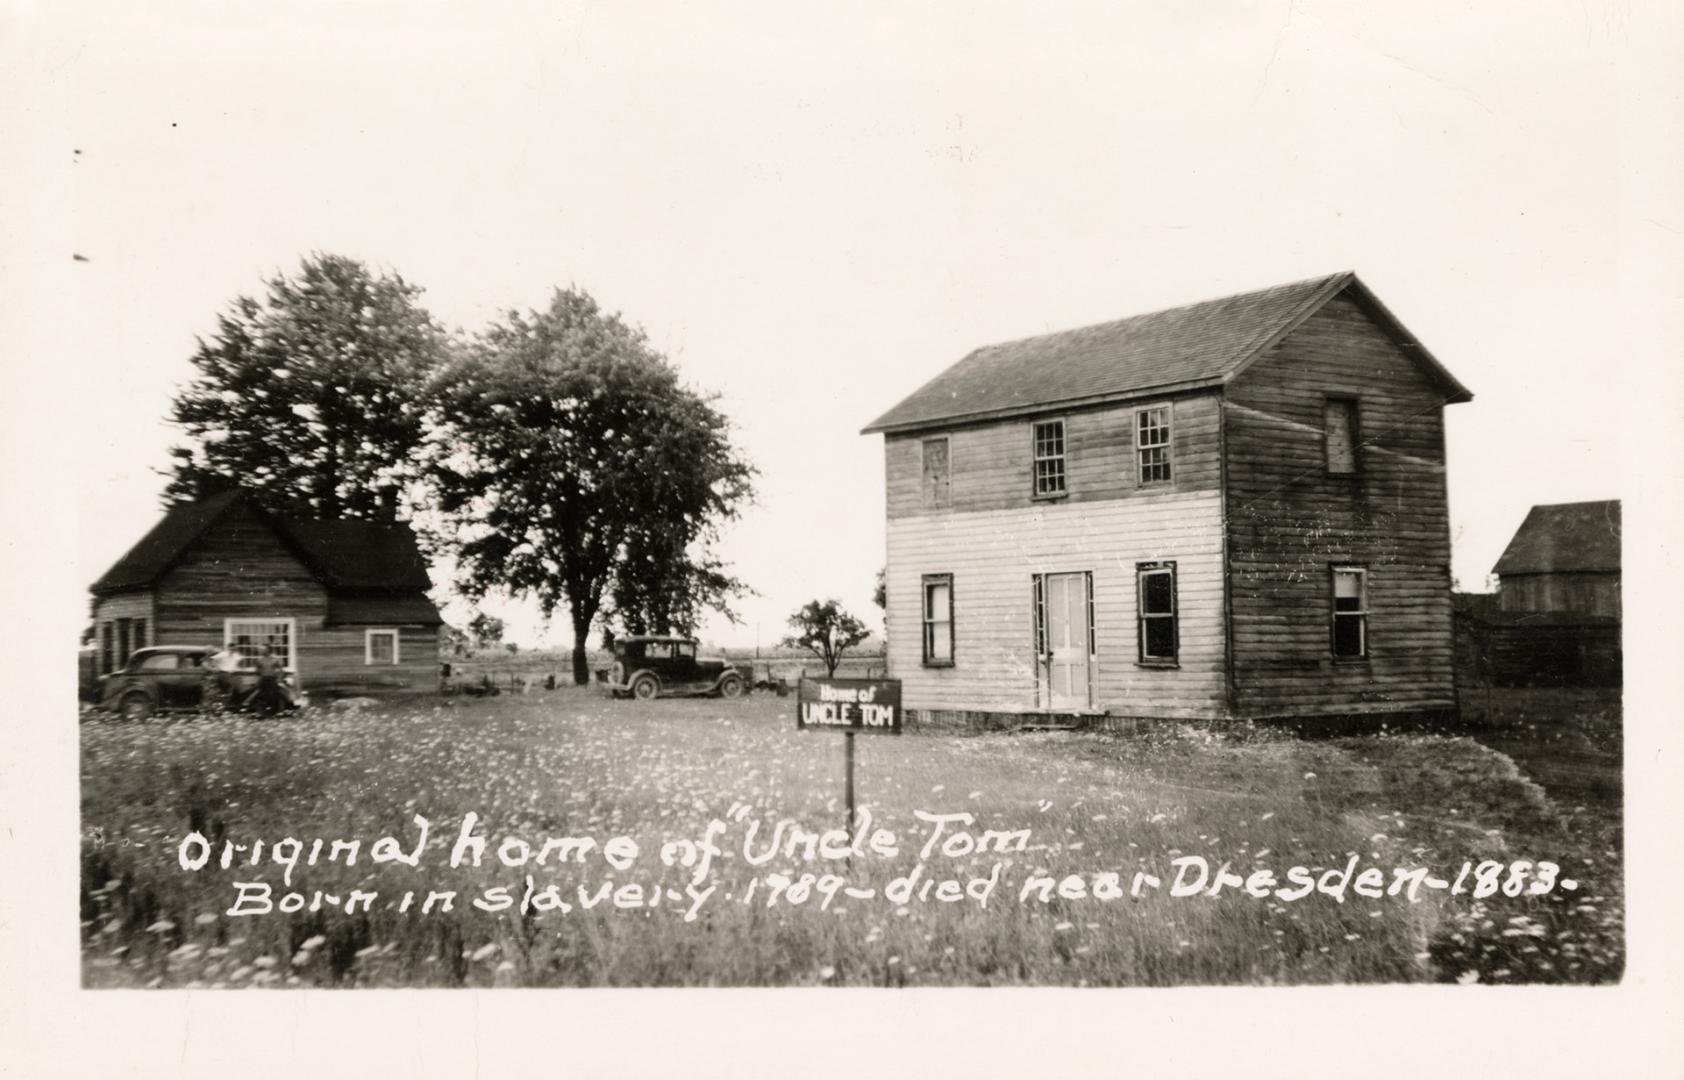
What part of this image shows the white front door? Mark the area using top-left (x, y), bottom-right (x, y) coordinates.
top-left (1043, 572), bottom-right (1091, 710)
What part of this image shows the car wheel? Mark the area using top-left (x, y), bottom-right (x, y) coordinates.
top-left (121, 692), bottom-right (154, 722)
top-left (717, 673), bottom-right (745, 699)
top-left (630, 674), bottom-right (659, 701)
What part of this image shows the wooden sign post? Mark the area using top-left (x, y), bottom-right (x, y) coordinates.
top-left (796, 676), bottom-right (902, 834)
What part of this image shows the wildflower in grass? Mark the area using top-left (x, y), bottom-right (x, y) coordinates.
top-left (818, 966), bottom-right (836, 981)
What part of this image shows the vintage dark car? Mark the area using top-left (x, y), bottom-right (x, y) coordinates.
top-left (595, 635), bottom-right (751, 700)
top-left (97, 646), bottom-right (303, 720)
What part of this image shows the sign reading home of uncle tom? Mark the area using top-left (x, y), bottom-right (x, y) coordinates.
top-left (796, 677), bottom-right (902, 734)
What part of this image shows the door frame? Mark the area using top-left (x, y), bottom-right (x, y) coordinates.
top-left (1033, 570), bottom-right (1095, 710)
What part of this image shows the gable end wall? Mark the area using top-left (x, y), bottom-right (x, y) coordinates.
top-left (1222, 292), bottom-right (1457, 716)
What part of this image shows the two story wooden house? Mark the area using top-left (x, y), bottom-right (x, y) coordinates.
top-left (863, 272), bottom-right (1473, 723)
top-left (89, 489), bottom-right (444, 697)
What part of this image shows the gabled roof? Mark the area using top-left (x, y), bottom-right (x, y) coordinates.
top-left (91, 490), bottom-right (439, 617)
top-left (1493, 500), bottom-right (1622, 575)
top-left (861, 271), bottom-right (1473, 434)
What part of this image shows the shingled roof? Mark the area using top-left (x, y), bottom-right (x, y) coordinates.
top-left (862, 271), bottom-right (1472, 434)
top-left (1493, 501), bottom-right (1622, 576)
top-left (91, 490), bottom-right (441, 621)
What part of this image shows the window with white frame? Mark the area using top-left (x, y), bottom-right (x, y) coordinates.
top-left (1136, 405), bottom-right (1172, 484)
top-left (1032, 420), bottom-right (1066, 496)
top-left (365, 628), bottom-right (399, 665)
top-left (922, 574), bottom-right (954, 665)
top-left (225, 618), bottom-right (297, 670)
top-left (1331, 567), bottom-right (1368, 658)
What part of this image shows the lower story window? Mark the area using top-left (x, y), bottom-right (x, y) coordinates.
top-left (1137, 562), bottom-right (1177, 663)
top-left (226, 618), bottom-right (297, 670)
top-left (922, 574), bottom-right (954, 665)
top-left (1332, 566), bottom-right (1368, 658)
top-left (366, 629), bottom-right (400, 665)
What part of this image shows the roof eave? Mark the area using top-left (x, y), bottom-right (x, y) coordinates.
top-left (1341, 274), bottom-right (1474, 405)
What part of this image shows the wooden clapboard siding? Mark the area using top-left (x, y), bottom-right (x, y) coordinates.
top-left (148, 501), bottom-right (437, 695)
top-left (92, 591), bottom-right (156, 673)
top-left (885, 490), bottom-right (1227, 719)
top-left (1497, 572), bottom-right (1621, 618)
top-left (885, 391), bottom-right (1221, 519)
top-left (297, 625), bottom-right (442, 695)
top-left (1223, 292), bottom-right (1456, 716)
top-left (152, 501), bottom-right (330, 662)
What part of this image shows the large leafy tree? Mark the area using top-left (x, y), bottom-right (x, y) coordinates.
top-left (163, 253), bottom-right (448, 519)
top-left (427, 287), bottom-right (755, 684)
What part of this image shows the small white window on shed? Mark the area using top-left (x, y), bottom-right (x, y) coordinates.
top-left (365, 629), bottom-right (399, 666)
top-left (1325, 399), bottom-right (1360, 475)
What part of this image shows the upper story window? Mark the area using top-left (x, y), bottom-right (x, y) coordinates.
top-left (1325, 398), bottom-right (1360, 475)
top-left (1032, 420), bottom-right (1066, 497)
top-left (921, 437), bottom-right (951, 509)
top-left (1136, 405), bottom-right (1172, 484)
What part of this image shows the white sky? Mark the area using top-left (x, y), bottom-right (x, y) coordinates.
top-left (12, 1), bottom-right (1665, 648)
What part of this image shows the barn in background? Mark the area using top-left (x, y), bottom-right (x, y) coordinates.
top-left (864, 271), bottom-right (1473, 725)
top-left (89, 490), bottom-right (443, 697)
top-left (1457, 500), bottom-right (1622, 688)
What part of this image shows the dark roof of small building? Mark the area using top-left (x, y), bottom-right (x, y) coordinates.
top-left (91, 490), bottom-right (439, 621)
top-left (862, 271), bottom-right (1472, 434)
top-left (1493, 500), bottom-right (1622, 576)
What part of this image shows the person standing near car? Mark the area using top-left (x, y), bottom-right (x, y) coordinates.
top-left (208, 644), bottom-right (242, 710)
top-left (254, 644), bottom-right (283, 718)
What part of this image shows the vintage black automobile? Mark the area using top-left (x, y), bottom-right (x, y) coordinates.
top-left (596, 635), bottom-right (751, 700)
top-left (97, 645), bottom-right (303, 720)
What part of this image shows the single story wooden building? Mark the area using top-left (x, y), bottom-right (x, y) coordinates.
top-left (863, 271), bottom-right (1473, 724)
top-left (89, 490), bottom-right (444, 697)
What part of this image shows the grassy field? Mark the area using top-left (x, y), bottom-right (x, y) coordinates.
top-left (79, 688), bottom-right (1623, 987)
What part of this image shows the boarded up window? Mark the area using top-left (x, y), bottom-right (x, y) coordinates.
top-left (921, 438), bottom-right (951, 509)
top-left (922, 574), bottom-right (954, 665)
top-left (1325, 399), bottom-right (1359, 475)
top-left (1032, 421), bottom-right (1066, 496)
top-left (1332, 567), bottom-right (1368, 658)
top-left (1137, 562), bottom-right (1177, 662)
top-left (117, 618), bottom-right (132, 669)
top-left (1136, 405), bottom-right (1172, 484)
top-left (101, 623), bottom-right (114, 675)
